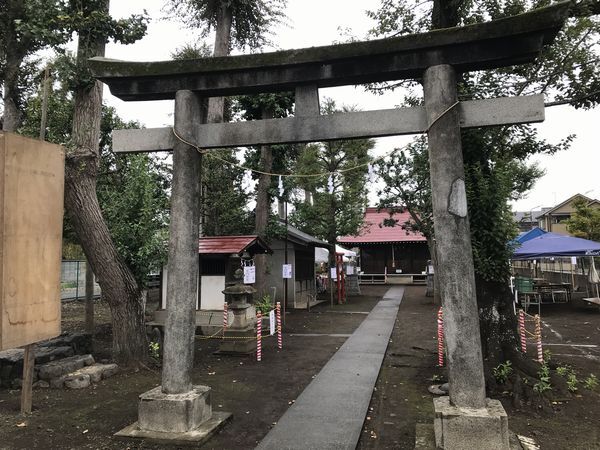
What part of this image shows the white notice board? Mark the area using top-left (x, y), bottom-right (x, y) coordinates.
top-left (282, 264), bottom-right (292, 279)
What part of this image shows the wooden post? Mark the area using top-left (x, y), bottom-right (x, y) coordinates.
top-left (424, 64), bottom-right (486, 409)
top-left (161, 90), bottom-right (203, 394)
top-left (85, 261), bottom-right (94, 335)
top-left (39, 67), bottom-right (51, 141)
top-left (20, 344), bottom-right (35, 414)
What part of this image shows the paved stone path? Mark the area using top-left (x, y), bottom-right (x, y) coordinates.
top-left (256, 287), bottom-right (404, 450)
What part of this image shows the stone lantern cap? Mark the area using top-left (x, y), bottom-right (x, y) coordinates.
top-left (222, 283), bottom-right (256, 296)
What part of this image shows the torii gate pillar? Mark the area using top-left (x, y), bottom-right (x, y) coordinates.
top-left (117, 91), bottom-right (232, 442)
top-left (425, 65), bottom-right (509, 449)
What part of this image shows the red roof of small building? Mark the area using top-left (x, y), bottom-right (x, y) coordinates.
top-left (199, 235), bottom-right (272, 255)
top-left (338, 208), bottom-right (427, 244)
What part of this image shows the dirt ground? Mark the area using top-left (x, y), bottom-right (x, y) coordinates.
top-left (0, 286), bottom-right (599, 449)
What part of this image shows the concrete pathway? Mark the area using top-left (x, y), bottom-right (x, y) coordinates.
top-left (256, 287), bottom-right (404, 450)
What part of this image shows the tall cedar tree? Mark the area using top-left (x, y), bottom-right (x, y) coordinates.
top-left (235, 93), bottom-right (295, 297)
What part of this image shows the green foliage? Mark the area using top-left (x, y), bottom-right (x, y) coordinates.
top-left (19, 61), bottom-right (170, 287)
top-left (149, 341), bottom-right (160, 359)
top-left (1, 0), bottom-right (148, 126)
top-left (533, 363), bottom-right (552, 393)
top-left (566, 372), bottom-right (579, 393)
top-left (165, 0), bottom-right (287, 50)
top-left (556, 365), bottom-right (571, 377)
top-left (254, 294), bottom-right (274, 314)
top-left (584, 374), bottom-right (598, 390)
top-left (492, 361), bottom-right (513, 384)
top-left (566, 197), bottom-right (600, 241)
top-left (200, 149), bottom-right (254, 237)
top-left (376, 137), bottom-right (433, 239)
top-left (289, 100), bottom-right (374, 247)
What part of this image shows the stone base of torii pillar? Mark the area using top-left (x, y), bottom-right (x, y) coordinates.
top-left (115, 385), bottom-right (231, 445)
top-left (433, 397), bottom-right (509, 449)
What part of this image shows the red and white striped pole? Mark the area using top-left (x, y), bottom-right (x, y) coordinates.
top-left (223, 302), bottom-right (228, 331)
top-left (437, 307), bottom-right (444, 367)
top-left (256, 311), bottom-right (262, 362)
top-left (535, 314), bottom-right (543, 363)
top-left (276, 302), bottom-right (282, 349)
top-left (518, 309), bottom-right (527, 353)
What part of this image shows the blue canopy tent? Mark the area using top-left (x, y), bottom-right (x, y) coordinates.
top-left (513, 232), bottom-right (600, 260)
top-left (515, 227), bottom-right (546, 244)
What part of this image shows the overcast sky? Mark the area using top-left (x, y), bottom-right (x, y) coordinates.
top-left (103, 0), bottom-right (600, 212)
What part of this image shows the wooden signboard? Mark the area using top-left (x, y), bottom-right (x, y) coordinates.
top-left (0, 133), bottom-right (64, 351)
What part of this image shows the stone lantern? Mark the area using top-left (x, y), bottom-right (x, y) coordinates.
top-left (218, 267), bottom-right (257, 354)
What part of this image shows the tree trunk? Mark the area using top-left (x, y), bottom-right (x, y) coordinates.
top-left (254, 108), bottom-right (275, 298)
top-left (1, 45), bottom-right (24, 131)
top-left (476, 276), bottom-right (519, 365)
top-left (64, 0), bottom-right (147, 365)
top-left (206, 4), bottom-right (232, 123)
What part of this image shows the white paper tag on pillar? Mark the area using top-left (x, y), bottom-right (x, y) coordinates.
top-left (330, 268), bottom-right (337, 280)
top-left (346, 266), bottom-right (354, 275)
top-left (282, 264), bottom-right (293, 279)
top-left (244, 265), bottom-right (256, 284)
top-left (269, 310), bottom-right (275, 335)
top-left (571, 256), bottom-right (577, 266)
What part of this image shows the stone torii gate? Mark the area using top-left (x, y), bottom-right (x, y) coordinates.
top-left (91, 4), bottom-right (568, 447)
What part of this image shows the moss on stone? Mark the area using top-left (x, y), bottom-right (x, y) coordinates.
top-left (89, 2), bottom-right (569, 80)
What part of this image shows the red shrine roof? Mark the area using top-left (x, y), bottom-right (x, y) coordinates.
top-left (199, 235), bottom-right (272, 255)
top-left (338, 208), bottom-right (427, 245)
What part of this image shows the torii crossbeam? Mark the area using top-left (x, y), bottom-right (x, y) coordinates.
top-left (91, 3), bottom-right (569, 448)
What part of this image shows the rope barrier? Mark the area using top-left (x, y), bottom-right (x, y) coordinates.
top-left (171, 100), bottom-right (461, 179)
top-left (437, 307), bottom-right (444, 367)
top-left (518, 309), bottom-right (527, 353)
top-left (257, 311), bottom-right (262, 362)
top-left (534, 314), bottom-right (544, 363)
top-left (276, 302), bottom-right (283, 350)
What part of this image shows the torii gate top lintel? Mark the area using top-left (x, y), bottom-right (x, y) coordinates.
top-left (90, 2), bottom-right (569, 102)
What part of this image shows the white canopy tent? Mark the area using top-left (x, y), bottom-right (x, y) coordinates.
top-left (315, 245), bottom-right (357, 263)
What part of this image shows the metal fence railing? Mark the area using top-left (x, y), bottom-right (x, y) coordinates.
top-left (61, 260), bottom-right (101, 301)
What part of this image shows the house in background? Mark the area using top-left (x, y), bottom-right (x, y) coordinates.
top-left (339, 207), bottom-right (429, 284)
top-left (513, 210), bottom-right (544, 232)
top-left (536, 194), bottom-right (600, 235)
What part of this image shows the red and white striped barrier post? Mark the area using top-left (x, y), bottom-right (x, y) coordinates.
top-left (535, 314), bottom-right (543, 363)
top-left (276, 302), bottom-right (282, 349)
top-left (223, 302), bottom-right (228, 331)
top-left (518, 309), bottom-right (527, 353)
top-left (256, 311), bottom-right (262, 362)
top-left (437, 307), bottom-right (444, 367)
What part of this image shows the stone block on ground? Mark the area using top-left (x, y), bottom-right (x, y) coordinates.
top-left (38, 354), bottom-right (94, 380)
top-left (33, 380), bottom-right (50, 389)
top-left (33, 346), bottom-right (74, 365)
top-left (138, 385), bottom-right (212, 433)
top-left (63, 373), bottom-right (91, 389)
top-left (39, 332), bottom-right (93, 355)
top-left (74, 363), bottom-right (119, 382)
top-left (100, 363), bottom-right (119, 379)
top-left (433, 396), bottom-right (509, 450)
